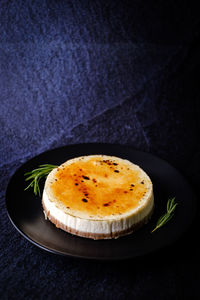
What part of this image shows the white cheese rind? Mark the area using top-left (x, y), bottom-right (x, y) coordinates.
top-left (42, 188), bottom-right (154, 235)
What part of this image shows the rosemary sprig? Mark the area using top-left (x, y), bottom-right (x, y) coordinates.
top-left (24, 164), bottom-right (58, 196)
top-left (151, 197), bottom-right (178, 233)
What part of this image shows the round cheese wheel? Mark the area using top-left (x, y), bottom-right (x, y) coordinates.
top-left (42, 155), bottom-right (154, 239)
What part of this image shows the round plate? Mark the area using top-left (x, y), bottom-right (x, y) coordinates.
top-left (6, 143), bottom-right (196, 260)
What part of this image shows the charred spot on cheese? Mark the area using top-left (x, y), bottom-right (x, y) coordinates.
top-left (82, 198), bottom-right (88, 203)
top-left (82, 175), bottom-right (90, 180)
top-left (114, 170), bottom-right (119, 173)
top-left (75, 183), bottom-right (78, 186)
top-left (102, 160), bottom-right (112, 165)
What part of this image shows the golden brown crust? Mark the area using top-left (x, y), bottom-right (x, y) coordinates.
top-left (45, 155), bottom-right (153, 220)
top-left (42, 198), bottom-right (154, 240)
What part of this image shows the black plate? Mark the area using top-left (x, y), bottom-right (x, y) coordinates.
top-left (6, 143), bottom-right (196, 260)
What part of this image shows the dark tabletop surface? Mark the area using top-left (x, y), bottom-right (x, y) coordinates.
top-left (0, 1), bottom-right (200, 299)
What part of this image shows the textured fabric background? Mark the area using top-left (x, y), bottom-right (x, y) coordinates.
top-left (0, 1), bottom-right (200, 299)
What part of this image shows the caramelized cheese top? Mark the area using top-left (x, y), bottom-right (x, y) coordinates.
top-left (51, 157), bottom-right (148, 217)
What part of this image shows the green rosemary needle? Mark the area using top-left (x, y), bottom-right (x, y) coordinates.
top-left (151, 197), bottom-right (178, 233)
top-left (24, 164), bottom-right (58, 196)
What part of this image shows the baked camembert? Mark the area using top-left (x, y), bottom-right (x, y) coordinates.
top-left (42, 155), bottom-right (154, 239)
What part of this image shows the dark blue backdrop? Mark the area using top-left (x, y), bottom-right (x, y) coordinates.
top-left (0, 1), bottom-right (199, 299)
